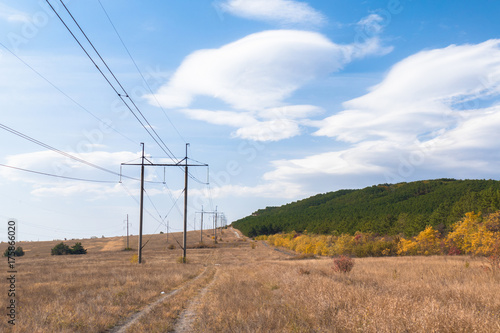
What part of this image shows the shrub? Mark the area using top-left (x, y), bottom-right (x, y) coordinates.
top-left (51, 242), bottom-right (71, 255)
top-left (51, 242), bottom-right (87, 255)
top-left (332, 255), bottom-right (354, 273)
top-left (167, 244), bottom-right (175, 250)
top-left (3, 246), bottom-right (24, 257)
top-left (71, 242), bottom-right (87, 254)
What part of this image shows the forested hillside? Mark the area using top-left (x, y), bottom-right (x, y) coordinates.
top-left (232, 179), bottom-right (500, 237)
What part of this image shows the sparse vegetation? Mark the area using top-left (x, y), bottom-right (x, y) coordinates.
top-left (192, 256), bottom-right (500, 332)
top-left (3, 228), bottom-right (499, 332)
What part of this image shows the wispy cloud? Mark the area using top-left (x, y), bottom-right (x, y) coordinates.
top-left (147, 30), bottom-right (391, 141)
top-left (261, 39), bottom-right (500, 186)
top-left (217, 0), bottom-right (326, 27)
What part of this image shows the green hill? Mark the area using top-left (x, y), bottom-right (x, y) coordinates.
top-left (232, 179), bottom-right (500, 237)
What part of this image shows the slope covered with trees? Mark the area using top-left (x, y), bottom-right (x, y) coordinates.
top-left (232, 179), bottom-right (500, 237)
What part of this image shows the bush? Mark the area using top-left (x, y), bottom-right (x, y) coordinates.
top-left (3, 246), bottom-right (24, 257)
top-left (51, 242), bottom-right (87, 255)
top-left (332, 255), bottom-right (355, 273)
top-left (51, 242), bottom-right (71, 255)
top-left (15, 246), bottom-right (25, 256)
top-left (71, 242), bottom-right (87, 254)
top-left (167, 244), bottom-right (175, 250)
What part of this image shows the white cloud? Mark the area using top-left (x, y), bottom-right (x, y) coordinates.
top-left (180, 109), bottom-right (257, 127)
top-left (260, 105), bottom-right (324, 119)
top-left (148, 30), bottom-right (391, 141)
top-left (181, 106), bottom-right (321, 141)
top-left (234, 118), bottom-right (300, 141)
top-left (149, 30), bottom-right (347, 110)
top-left (262, 40), bottom-right (500, 186)
top-left (315, 39), bottom-right (500, 143)
top-left (218, 0), bottom-right (326, 27)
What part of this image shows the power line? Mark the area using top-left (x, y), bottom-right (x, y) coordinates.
top-left (0, 163), bottom-right (116, 183)
top-left (0, 41), bottom-right (136, 145)
top-left (97, 0), bottom-right (187, 144)
top-left (46, 0), bottom-right (179, 162)
top-left (0, 122), bottom-right (120, 177)
top-left (0, 122), bottom-right (163, 184)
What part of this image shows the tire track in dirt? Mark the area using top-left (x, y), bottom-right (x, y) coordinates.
top-left (172, 267), bottom-right (219, 333)
top-left (108, 268), bottom-right (210, 333)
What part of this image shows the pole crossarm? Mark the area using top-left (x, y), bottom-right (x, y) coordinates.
top-left (121, 163), bottom-right (207, 167)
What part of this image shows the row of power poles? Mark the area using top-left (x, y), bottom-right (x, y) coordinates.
top-left (195, 206), bottom-right (226, 243)
top-left (121, 143), bottom-right (208, 263)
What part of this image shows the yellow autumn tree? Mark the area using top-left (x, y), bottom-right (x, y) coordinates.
top-left (397, 226), bottom-right (441, 256)
top-left (446, 212), bottom-right (496, 255)
top-left (415, 226), bottom-right (442, 255)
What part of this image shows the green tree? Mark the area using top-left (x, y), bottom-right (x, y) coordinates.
top-left (70, 242), bottom-right (87, 255)
top-left (51, 242), bottom-right (71, 255)
top-left (3, 246), bottom-right (24, 257)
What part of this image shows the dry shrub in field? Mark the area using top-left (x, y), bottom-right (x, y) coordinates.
top-left (332, 255), bottom-right (354, 273)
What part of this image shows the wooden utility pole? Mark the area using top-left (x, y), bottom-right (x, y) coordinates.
top-left (126, 214), bottom-right (129, 249)
top-left (195, 206), bottom-right (205, 243)
top-left (138, 143), bottom-right (145, 263)
top-left (214, 206), bottom-right (218, 242)
top-left (166, 220), bottom-right (169, 244)
top-left (182, 143), bottom-right (189, 261)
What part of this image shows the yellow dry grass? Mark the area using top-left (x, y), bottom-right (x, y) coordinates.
top-left (193, 255), bottom-right (500, 332)
top-left (1, 228), bottom-right (499, 332)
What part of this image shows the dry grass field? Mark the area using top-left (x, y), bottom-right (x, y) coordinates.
top-left (1, 228), bottom-right (500, 332)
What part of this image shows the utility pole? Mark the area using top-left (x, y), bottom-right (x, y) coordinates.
top-left (121, 143), bottom-right (208, 264)
top-left (138, 143), bottom-right (145, 263)
top-left (197, 208), bottom-right (222, 244)
top-left (126, 214), bottom-right (129, 249)
top-left (183, 143), bottom-right (189, 261)
top-left (166, 220), bottom-right (169, 244)
top-left (195, 206), bottom-right (205, 243)
top-left (200, 206), bottom-right (204, 243)
top-left (214, 206), bottom-right (218, 242)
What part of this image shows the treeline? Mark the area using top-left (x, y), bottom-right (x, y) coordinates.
top-left (232, 179), bottom-right (500, 237)
top-left (256, 210), bottom-right (500, 258)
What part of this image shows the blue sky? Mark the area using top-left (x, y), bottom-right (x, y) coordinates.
top-left (1, 0), bottom-right (500, 241)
